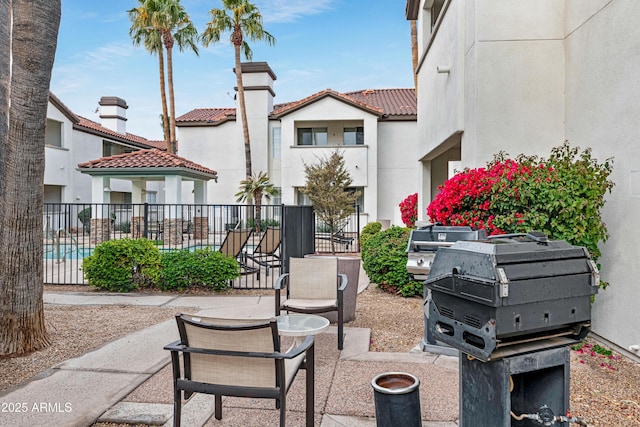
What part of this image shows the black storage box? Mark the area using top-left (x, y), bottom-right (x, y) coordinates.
top-left (425, 233), bottom-right (599, 361)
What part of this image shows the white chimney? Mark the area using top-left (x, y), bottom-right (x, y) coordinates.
top-left (99, 96), bottom-right (128, 134)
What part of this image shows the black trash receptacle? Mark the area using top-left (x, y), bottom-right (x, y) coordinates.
top-left (371, 372), bottom-right (421, 427)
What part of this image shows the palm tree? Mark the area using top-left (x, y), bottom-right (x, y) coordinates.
top-left (129, 0), bottom-right (199, 154)
top-left (410, 19), bottom-right (418, 89)
top-left (0, 0), bottom-right (61, 355)
top-left (129, 1), bottom-right (170, 147)
top-left (202, 0), bottom-right (275, 177)
top-left (235, 171), bottom-right (279, 232)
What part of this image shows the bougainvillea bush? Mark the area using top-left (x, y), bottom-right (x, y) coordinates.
top-left (427, 143), bottom-right (614, 269)
top-left (399, 193), bottom-right (418, 228)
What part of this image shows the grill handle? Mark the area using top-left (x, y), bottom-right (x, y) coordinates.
top-left (411, 241), bottom-right (455, 249)
top-left (487, 231), bottom-right (549, 244)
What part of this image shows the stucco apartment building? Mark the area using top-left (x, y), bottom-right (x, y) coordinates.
top-left (176, 62), bottom-right (419, 228)
top-left (45, 93), bottom-right (165, 206)
top-left (406, 0), bottom-right (640, 355)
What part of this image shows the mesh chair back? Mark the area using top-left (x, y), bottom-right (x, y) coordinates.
top-left (255, 227), bottom-right (281, 255)
top-left (178, 315), bottom-right (277, 388)
top-left (288, 257), bottom-right (338, 300)
top-left (219, 229), bottom-right (252, 258)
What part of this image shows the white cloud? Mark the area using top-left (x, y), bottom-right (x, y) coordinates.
top-left (255, 0), bottom-right (336, 24)
top-left (84, 43), bottom-right (134, 67)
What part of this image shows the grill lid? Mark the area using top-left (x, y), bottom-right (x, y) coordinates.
top-left (406, 225), bottom-right (487, 253)
top-left (427, 232), bottom-right (592, 281)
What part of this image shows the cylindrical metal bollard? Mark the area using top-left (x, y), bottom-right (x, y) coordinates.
top-left (371, 372), bottom-right (421, 427)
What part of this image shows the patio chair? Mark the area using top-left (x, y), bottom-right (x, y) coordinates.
top-left (219, 229), bottom-right (257, 275)
top-left (275, 257), bottom-right (348, 349)
top-left (165, 314), bottom-right (315, 427)
top-left (245, 226), bottom-right (282, 280)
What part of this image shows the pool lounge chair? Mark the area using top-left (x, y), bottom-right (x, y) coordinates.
top-left (244, 227), bottom-right (282, 279)
top-left (219, 229), bottom-right (258, 275)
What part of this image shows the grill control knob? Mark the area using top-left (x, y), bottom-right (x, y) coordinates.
top-left (417, 258), bottom-right (424, 265)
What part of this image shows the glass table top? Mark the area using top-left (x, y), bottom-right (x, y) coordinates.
top-left (276, 314), bottom-right (330, 336)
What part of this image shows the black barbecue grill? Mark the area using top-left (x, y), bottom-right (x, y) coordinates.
top-left (406, 225), bottom-right (487, 281)
top-left (425, 232), bottom-right (599, 361)
top-left (407, 225), bottom-right (487, 353)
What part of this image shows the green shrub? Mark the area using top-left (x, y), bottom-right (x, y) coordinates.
top-left (159, 247), bottom-right (240, 291)
top-left (360, 221), bottom-right (382, 247)
top-left (245, 218), bottom-right (280, 232)
top-left (115, 221), bottom-right (131, 233)
top-left (361, 226), bottom-right (422, 297)
top-left (82, 238), bottom-right (161, 292)
top-left (78, 207), bottom-right (91, 233)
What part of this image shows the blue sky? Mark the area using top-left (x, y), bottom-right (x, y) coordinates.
top-left (50, 0), bottom-right (414, 141)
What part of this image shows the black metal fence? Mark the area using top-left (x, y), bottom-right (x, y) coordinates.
top-left (43, 203), bottom-right (360, 288)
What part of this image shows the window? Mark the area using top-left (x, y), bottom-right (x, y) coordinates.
top-left (430, 0), bottom-right (445, 30)
top-left (271, 187), bottom-right (282, 205)
top-left (44, 185), bottom-right (63, 212)
top-left (343, 127), bottom-right (364, 145)
top-left (297, 128), bottom-right (328, 146)
top-left (45, 119), bottom-right (63, 147)
top-left (146, 191), bottom-right (157, 204)
top-left (296, 188), bottom-right (312, 205)
top-left (103, 141), bottom-right (134, 158)
top-left (272, 127), bottom-right (281, 158)
top-left (348, 187), bottom-right (364, 211)
top-left (44, 185), bottom-right (62, 203)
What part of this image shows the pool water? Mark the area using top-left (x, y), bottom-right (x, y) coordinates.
top-left (43, 244), bottom-right (251, 260)
top-left (44, 244), bottom-right (92, 260)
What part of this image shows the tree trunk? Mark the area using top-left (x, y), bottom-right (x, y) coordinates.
top-left (165, 33), bottom-right (177, 155)
top-left (158, 48), bottom-right (172, 153)
top-left (157, 49), bottom-right (170, 147)
top-left (0, 0), bottom-right (60, 356)
top-left (410, 20), bottom-right (418, 90)
top-left (234, 44), bottom-right (252, 177)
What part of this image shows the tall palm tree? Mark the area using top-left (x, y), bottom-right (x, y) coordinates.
top-left (202, 0), bottom-right (275, 177)
top-left (235, 171), bottom-right (279, 232)
top-left (0, 0), bottom-right (61, 356)
top-left (410, 19), bottom-right (418, 89)
top-left (129, 0), bottom-right (199, 154)
top-left (129, 1), bottom-right (170, 147)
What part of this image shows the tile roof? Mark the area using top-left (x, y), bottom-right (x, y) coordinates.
top-left (343, 88), bottom-right (417, 117)
top-left (175, 108), bottom-right (236, 124)
top-left (77, 148), bottom-right (218, 178)
top-left (175, 88), bottom-right (416, 125)
top-left (75, 116), bottom-right (166, 150)
top-left (271, 88), bottom-right (385, 117)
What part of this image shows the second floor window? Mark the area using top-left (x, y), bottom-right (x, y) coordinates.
top-left (297, 127), bottom-right (328, 146)
top-left (344, 127), bottom-right (364, 145)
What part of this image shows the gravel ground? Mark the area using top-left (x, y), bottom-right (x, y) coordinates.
top-left (2, 284), bottom-right (639, 426)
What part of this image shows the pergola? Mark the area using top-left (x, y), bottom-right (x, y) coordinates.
top-left (78, 149), bottom-right (218, 244)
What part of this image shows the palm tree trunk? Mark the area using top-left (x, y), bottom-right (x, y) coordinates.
top-left (0, 0), bottom-right (60, 356)
top-left (165, 35), bottom-right (177, 154)
top-left (158, 49), bottom-right (170, 146)
top-left (0, 0), bottom-right (9, 165)
top-left (234, 45), bottom-right (252, 177)
top-left (410, 20), bottom-right (418, 90)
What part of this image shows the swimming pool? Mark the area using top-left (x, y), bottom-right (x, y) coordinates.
top-left (44, 244), bottom-right (92, 260)
top-left (42, 244), bottom-right (248, 260)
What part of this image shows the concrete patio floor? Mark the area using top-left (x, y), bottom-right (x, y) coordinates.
top-left (1, 283), bottom-right (460, 426)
